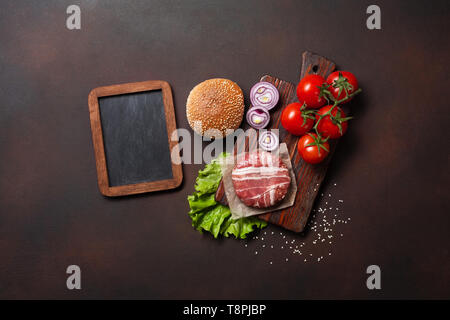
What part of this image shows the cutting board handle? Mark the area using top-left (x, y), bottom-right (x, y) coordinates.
top-left (300, 51), bottom-right (336, 80)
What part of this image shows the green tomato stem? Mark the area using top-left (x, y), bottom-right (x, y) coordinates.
top-left (313, 88), bottom-right (362, 135)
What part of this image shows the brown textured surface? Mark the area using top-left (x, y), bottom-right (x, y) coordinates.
top-left (0, 0), bottom-right (449, 299)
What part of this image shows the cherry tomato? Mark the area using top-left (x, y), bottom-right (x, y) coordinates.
top-left (281, 102), bottom-right (315, 136)
top-left (315, 105), bottom-right (350, 139)
top-left (297, 133), bottom-right (330, 164)
top-left (326, 71), bottom-right (358, 103)
top-left (296, 74), bottom-right (327, 108)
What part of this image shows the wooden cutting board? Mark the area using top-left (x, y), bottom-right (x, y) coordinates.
top-left (216, 51), bottom-right (337, 232)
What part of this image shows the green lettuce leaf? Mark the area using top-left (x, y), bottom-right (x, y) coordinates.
top-left (187, 153), bottom-right (267, 239)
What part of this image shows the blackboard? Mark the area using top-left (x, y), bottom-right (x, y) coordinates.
top-left (88, 80), bottom-right (183, 196)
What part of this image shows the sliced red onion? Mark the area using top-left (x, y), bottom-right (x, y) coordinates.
top-left (246, 106), bottom-right (270, 129)
top-left (250, 81), bottom-right (279, 110)
top-left (258, 131), bottom-right (279, 151)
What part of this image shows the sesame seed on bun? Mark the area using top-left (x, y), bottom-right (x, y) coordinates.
top-left (186, 78), bottom-right (244, 139)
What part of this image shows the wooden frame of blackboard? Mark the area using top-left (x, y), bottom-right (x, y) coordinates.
top-left (88, 80), bottom-right (183, 197)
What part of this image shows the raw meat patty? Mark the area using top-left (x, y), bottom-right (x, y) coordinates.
top-left (232, 151), bottom-right (291, 208)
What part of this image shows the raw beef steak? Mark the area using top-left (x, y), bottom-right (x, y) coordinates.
top-left (232, 151), bottom-right (291, 208)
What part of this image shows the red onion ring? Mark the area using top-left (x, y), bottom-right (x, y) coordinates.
top-left (258, 131), bottom-right (279, 151)
top-left (250, 82), bottom-right (279, 110)
top-left (246, 106), bottom-right (270, 129)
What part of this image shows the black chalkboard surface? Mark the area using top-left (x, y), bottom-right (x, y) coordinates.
top-left (99, 90), bottom-right (173, 186)
top-left (88, 80), bottom-right (183, 197)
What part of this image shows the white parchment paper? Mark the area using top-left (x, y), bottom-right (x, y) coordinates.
top-left (218, 143), bottom-right (297, 219)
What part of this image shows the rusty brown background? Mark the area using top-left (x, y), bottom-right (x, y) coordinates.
top-left (0, 0), bottom-right (449, 299)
